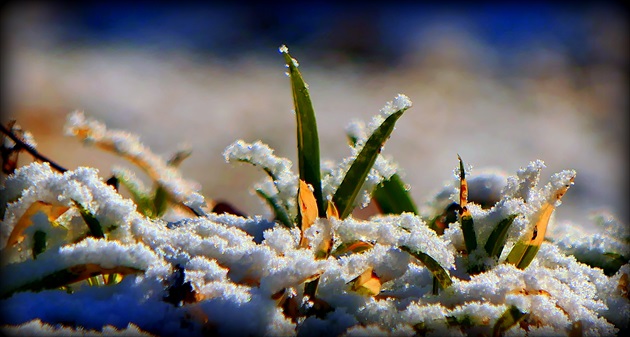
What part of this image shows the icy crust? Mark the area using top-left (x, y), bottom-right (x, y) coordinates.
top-left (64, 111), bottom-right (207, 215)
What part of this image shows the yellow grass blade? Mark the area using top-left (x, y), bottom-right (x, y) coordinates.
top-left (350, 267), bottom-right (381, 296)
top-left (6, 201), bottom-right (69, 247)
top-left (298, 179), bottom-right (319, 248)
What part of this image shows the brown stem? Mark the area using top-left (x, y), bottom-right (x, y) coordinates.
top-left (0, 123), bottom-right (67, 173)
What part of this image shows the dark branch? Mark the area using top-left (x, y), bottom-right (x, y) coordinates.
top-left (0, 123), bottom-right (68, 173)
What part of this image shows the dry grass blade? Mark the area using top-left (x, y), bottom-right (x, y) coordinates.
top-left (350, 267), bottom-right (381, 296)
top-left (298, 179), bottom-right (319, 248)
top-left (6, 201), bottom-right (69, 247)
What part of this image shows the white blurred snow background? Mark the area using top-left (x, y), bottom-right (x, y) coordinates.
top-left (1, 2), bottom-right (627, 228)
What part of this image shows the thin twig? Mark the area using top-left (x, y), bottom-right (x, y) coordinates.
top-left (0, 123), bottom-right (68, 173)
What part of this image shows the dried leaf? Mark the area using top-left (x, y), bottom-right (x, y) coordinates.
top-left (350, 267), bottom-right (381, 296)
top-left (298, 179), bottom-right (318, 248)
top-left (6, 201), bottom-right (69, 247)
top-left (492, 305), bottom-right (528, 337)
top-left (326, 200), bottom-right (339, 219)
top-left (506, 175), bottom-right (575, 269)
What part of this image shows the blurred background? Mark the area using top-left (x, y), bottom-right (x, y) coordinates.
top-left (1, 2), bottom-right (628, 228)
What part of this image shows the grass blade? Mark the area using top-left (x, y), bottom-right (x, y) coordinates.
top-left (492, 305), bottom-right (528, 337)
top-left (6, 201), bottom-right (69, 248)
top-left (333, 109), bottom-right (407, 219)
top-left (506, 173), bottom-right (574, 269)
top-left (255, 189), bottom-right (293, 228)
top-left (153, 184), bottom-right (168, 218)
top-left (331, 240), bottom-right (374, 257)
top-left (372, 174), bottom-right (419, 215)
top-left (280, 46), bottom-right (325, 218)
top-left (400, 245), bottom-right (453, 290)
top-left (73, 200), bottom-right (105, 238)
top-left (298, 179), bottom-right (319, 248)
top-left (458, 155), bottom-right (477, 253)
top-left (349, 267), bottom-right (381, 296)
top-left (484, 214), bottom-right (518, 259)
top-left (114, 171), bottom-right (153, 217)
top-left (346, 135), bottom-right (417, 216)
top-left (2, 264), bottom-right (143, 299)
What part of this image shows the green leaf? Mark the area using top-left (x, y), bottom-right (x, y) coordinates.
top-left (372, 174), bottom-right (419, 215)
top-left (346, 135), bottom-right (417, 216)
top-left (333, 109), bottom-right (407, 219)
top-left (152, 184), bottom-right (168, 218)
top-left (280, 47), bottom-right (325, 218)
top-left (573, 252), bottom-right (629, 276)
top-left (32, 230), bottom-right (47, 259)
top-left (484, 214), bottom-right (518, 259)
top-left (73, 200), bottom-right (104, 238)
top-left (400, 245), bottom-right (452, 290)
top-left (255, 189), bottom-right (293, 228)
top-left (461, 214), bottom-right (477, 253)
top-left (114, 171), bottom-right (153, 217)
top-left (492, 305), bottom-right (528, 337)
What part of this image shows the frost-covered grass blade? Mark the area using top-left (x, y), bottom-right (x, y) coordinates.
top-left (331, 240), bottom-right (374, 257)
top-left (6, 201), bottom-right (69, 247)
top-left (1, 264), bottom-right (143, 299)
top-left (280, 46), bottom-right (324, 217)
top-left (255, 189), bottom-right (293, 228)
top-left (73, 200), bottom-right (105, 239)
top-left (506, 173), bottom-right (575, 269)
top-left (492, 305), bottom-right (528, 337)
top-left (400, 245), bottom-right (453, 290)
top-left (484, 214), bottom-right (518, 259)
top-left (333, 108), bottom-right (407, 219)
top-left (372, 174), bottom-right (418, 215)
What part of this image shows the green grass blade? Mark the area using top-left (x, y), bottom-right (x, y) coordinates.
top-left (484, 214), bottom-right (518, 259)
top-left (346, 135), bottom-right (417, 216)
top-left (255, 189), bottom-right (293, 228)
top-left (573, 252), bottom-right (629, 276)
top-left (73, 200), bottom-right (104, 238)
top-left (152, 184), bottom-right (169, 218)
top-left (114, 172), bottom-right (153, 217)
top-left (333, 109), bottom-right (407, 219)
top-left (372, 174), bottom-right (419, 215)
top-left (461, 214), bottom-right (477, 253)
top-left (400, 245), bottom-right (453, 290)
top-left (280, 46), bottom-right (325, 218)
top-left (492, 305), bottom-right (528, 337)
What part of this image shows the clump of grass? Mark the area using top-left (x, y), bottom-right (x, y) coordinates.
top-left (0, 46), bottom-right (627, 336)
